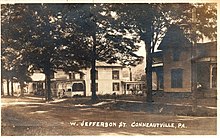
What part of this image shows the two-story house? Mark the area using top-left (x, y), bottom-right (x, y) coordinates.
top-left (153, 25), bottom-right (217, 96)
top-left (32, 62), bottom-right (125, 97)
top-left (82, 62), bottom-right (124, 96)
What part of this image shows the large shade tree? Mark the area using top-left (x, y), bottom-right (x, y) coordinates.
top-left (65, 4), bottom-right (143, 101)
top-left (1, 4), bottom-right (91, 100)
top-left (1, 4), bottom-right (34, 97)
top-left (109, 4), bottom-right (167, 102)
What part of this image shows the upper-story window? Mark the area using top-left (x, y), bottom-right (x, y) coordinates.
top-left (69, 73), bottom-right (76, 80)
top-left (69, 73), bottom-right (72, 80)
top-left (112, 70), bottom-right (119, 80)
top-left (173, 49), bottom-right (181, 61)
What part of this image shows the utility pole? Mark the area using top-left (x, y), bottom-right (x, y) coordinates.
top-left (191, 7), bottom-right (197, 112)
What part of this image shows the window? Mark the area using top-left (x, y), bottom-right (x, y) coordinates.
top-left (90, 70), bottom-right (98, 80)
top-left (171, 69), bottom-right (183, 88)
top-left (73, 73), bottom-right (76, 80)
top-left (69, 73), bottom-right (72, 80)
top-left (113, 83), bottom-right (120, 91)
top-left (127, 84), bottom-right (134, 90)
top-left (69, 73), bottom-right (76, 80)
top-left (91, 83), bottom-right (98, 92)
top-left (173, 49), bottom-right (181, 61)
top-left (72, 83), bottom-right (84, 91)
top-left (112, 70), bottom-right (119, 80)
top-left (135, 84), bottom-right (141, 91)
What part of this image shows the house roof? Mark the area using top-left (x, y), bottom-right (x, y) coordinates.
top-left (96, 61), bottom-right (123, 68)
top-left (158, 25), bottom-right (191, 50)
top-left (196, 41), bottom-right (217, 58)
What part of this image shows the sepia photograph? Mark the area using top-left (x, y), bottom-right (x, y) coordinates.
top-left (0, 0), bottom-right (218, 136)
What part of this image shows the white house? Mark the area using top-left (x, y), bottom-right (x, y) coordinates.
top-left (29, 62), bottom-right (125, 97)
top-left (82, 62), bottom-right (124, 96)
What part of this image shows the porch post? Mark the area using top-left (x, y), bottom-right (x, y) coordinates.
top-left (125, 83), bottom-right (127, 95)
top-left (156, 73), bottom-right (159, 90)
top-left (210, 64), bottom-right (213, 89)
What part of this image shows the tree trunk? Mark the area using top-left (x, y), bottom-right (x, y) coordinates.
top-left (91, 58), bottom-right (97, 101)
top-left (45, 66), bottom-right (52, 101)
top-left (46, 74), bottom-right (52, 101)
top-left (18, 64), bottom-right (27, 97)
top-left (146, 52), bottom-right (153, 102)
top-left (91, 34), bottom-right (98, 101)
top-left (129, 67), bottom-right (132, 81)
top-left (1, 77), bottom-right (4, 96)
top-left (19, 80), bottom-right (25, 97)
top-left (6, 77), bottom-right (10, 96)
top-left (191, 7), bottom-right (198, 112)
top-left (145, 35), bottom-right (154, 103)
top-left (44, 79), bottom-right (47, 101)
top-left (145, 9), bottom-right (154, 103)
top-left (10, 77), bottom-right (14, 96)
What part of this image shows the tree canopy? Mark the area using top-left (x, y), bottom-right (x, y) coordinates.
top-left (1, 3), bottom-right (216, 101)
top-left (1, 3), bottom-right (144, 100)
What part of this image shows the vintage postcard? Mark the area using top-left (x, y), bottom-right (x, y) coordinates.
top-left (0, 0), bottom-right (219, 136)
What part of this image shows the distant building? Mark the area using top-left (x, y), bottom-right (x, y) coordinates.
top-left (28, 73), bottom-right (46, 95)
top-left (27, 62), bottom-right (126, 97)
top-left (152, 25), bottom-right (217, 95)
top-left (25, 61), bottom-right (146, 97)
top-left (81, 62), bottom-right (125, 96)
top-left (121, 81), bottom-right (145, 95)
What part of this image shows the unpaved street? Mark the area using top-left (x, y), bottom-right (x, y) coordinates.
top-left (1, 97), bottom-right (217, 135)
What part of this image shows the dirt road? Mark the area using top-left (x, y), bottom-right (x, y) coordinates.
top-left (1, 97), bottom-right (217, 135)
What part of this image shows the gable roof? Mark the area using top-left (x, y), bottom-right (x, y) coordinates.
top-left (158, 25), bottom-right (191, 50)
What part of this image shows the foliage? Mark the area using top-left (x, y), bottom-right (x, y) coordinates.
top-left (109, 3), bottom-right (217, 102)
top-left (2, 3), bottom-right (215, 101)
top-left (162, 3), bottom-right (217, 41)
top-left (1, 4), bottom-right (144, 100)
